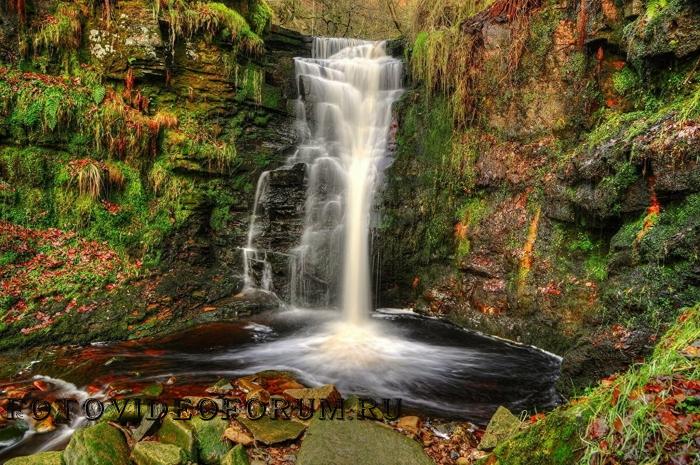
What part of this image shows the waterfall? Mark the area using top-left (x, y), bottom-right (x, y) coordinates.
top-left (243, 37), bottom-right (403, 323)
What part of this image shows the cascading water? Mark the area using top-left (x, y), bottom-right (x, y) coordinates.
top-left (243, 38), bottom-right (403, 322)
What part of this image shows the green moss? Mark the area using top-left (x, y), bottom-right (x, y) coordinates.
top-left (248, 0), bottom-right (273, 36)
top-left (159, 0), bottom-right (263, 56)
top-left (485, 304), bottom-right (699, 465)
top-left (612, 67), bottom-right (641, 97)
top-left (454, 197), bottom-right (487, 260)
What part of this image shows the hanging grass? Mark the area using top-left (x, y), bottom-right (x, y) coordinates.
top-left (409, 0), bottom-right (542, 127)
top-left (156, 0), bottom-right (264, 56)
top-left (32, 2), bottom-right (87, 55)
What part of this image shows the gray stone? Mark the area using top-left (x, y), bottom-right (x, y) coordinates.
top-left (478, 406), bottom-right (522, 451)
top-left (238, 416), bottom-right (306, 445)
top-left (296, 419), bottom-right (433, 465)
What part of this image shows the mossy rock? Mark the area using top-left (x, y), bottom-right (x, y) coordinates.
top-left (0, 419), bottom-right (29, 447)
top-left (221, 445), bottom-right (250, 465)
top-left (156, 415), bottom-right (197, 462)
top-left (131, 441), bottom-right (188, 465)
top-left (296, 418), bottom-right (433, 465)
top-left (4, 451), bottom-right (63, 465)
top-left (478, 406), bottom-right (523, 451)
top-left (237, 415), bottom-right (306, 445)
top-left (63, 423), bottom-right (130, 465)
top-left (481, 409), bottom-right (587, 465)
top-left (191, 415), bottom-right (232, 465)
top-left (100, 399), bottom-right (147, 424)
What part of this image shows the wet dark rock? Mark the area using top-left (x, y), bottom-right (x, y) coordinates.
top-left (0, 420), bottom-right (29, 449)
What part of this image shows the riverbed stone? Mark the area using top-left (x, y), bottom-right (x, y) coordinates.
top-left (221, 445), bottom-right (250, 465)
top-left (282, 384), bottom-right (341, 408)
top-left (296, 418), bottom-right (433, 465)
top-left (101, 399), bottom-right (147, 423)
top-left (4, 451), bottom-right (62, 465)
top-left (0, 420), bottom-right (29, 447)
top-left (238, 416), bottom-right (306, 445)
top-left (131, 441), bottom-right (188, 465)
top-left (478, 406), bottom-right (523, 451)
top-left (157, 415), bottom-right (197, 462)
top-left (63, 423), bottom-right (130, 465)
top-left (191, 415), bottom-right (231, 465)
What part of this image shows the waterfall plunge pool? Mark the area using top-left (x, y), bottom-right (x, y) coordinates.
top-left (0, 308), bottom-right (561, 459)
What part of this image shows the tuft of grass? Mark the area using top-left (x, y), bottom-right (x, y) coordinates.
top-left (157, 0), bottom-right (264, 56)
top-left (486, 304), bottom-right (700, 465)
top-left (32, 2), bottom-right (86, 55)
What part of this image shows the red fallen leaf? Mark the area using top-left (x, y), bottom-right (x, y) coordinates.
top-left (411, 276), bottom-right (420, 289)
top-left (588, 417), bottom-right (609, 439)
top-left (678, 379), bottom-right (700, 391)
top-left (613, 417), bottom-right (624, 433)
top-left (601, 374), bottom-right (618, 387)
top-left (611, 386), bottom-right (620, 406)
top-left (658, 410), bottom-right (678, 429)
top-left (33, 380), bottom-right (50, 391)
top-left (529, 413), bottom-right (545, 424)
top-left (86, 385), bottom-right (102, 395)
top-left (644, 382), bottom-right (664, 393)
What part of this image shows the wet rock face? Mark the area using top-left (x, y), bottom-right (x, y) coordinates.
top-left (625, 0), bottom-right (700, 60)
top-left (246, 163), bottom-right (308, 300)
top-left (378, 0), bottom-right (700, 394)
top-left (87, 0), bottom-right (167, 79)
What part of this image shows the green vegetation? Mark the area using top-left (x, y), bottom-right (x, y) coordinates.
top-left (157, 0), bottom-right (265, 55)
top-left (485, 303), bottom-right (700, 465)
top-left (32, 2), bottom-right (85, 55)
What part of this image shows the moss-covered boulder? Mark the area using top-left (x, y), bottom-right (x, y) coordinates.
top-left (156, 415), bottom-right (197, 462)
top-left (238, 416), bottom-right (306, 445)
top-left (4, 451), bottom-right (63, 465)
top-left (63, 423), bottom-right (130, 465)
top-left (296, 418), bottom-right (433, 465)
top-left (221, 445), bottom-right (250, 465)
top-left (131, 441), bottom-right (188, 465)
top-left (478, 406), bottom-right (523, 451)
top-left (0, 419), bottom-right (29, 448)
top-left (191, 415), bottom-right (231, 465)
top-left (100, 399), bottom-right (147, 424)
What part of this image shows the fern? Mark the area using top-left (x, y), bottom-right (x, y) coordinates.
top-left (91, 85), bottom-right (106, 105)
top-left (43, 87), bottom-right (63, 131)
